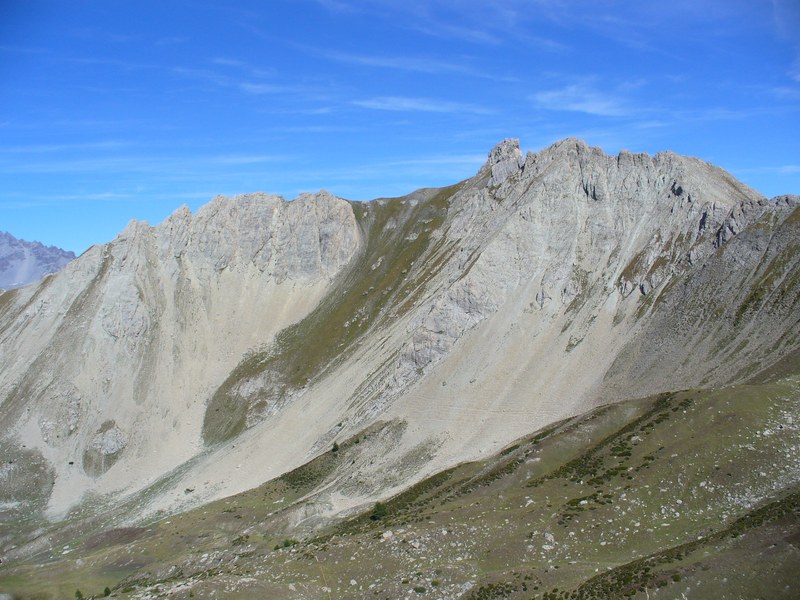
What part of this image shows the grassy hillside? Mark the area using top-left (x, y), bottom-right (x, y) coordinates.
top-left (2, 371), bottom-right (798, 599)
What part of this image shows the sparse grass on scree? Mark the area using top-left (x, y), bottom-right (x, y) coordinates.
top-left (202, 184), bottom-right (461, 445)
top-left (2, 371), bottom-right (798, 599)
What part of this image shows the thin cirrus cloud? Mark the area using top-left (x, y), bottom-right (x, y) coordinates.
top-left (415, 22), bottom-right (503, 45)
top-left (0, 153), bottom-right (290, 175)
top-left (352, 96), bottom-right (492, 114)
top-left (214, 154), bottom-right (289, 165)
top-left (318, 48), bottom-right (487, 77)
top-left (531, 83), bottom-right (635, 117)
top-left (237, 80), bottom-right (326, 97)
top-left (0, 140), bottom-right (132, 154)
top-left (738, 165), bottom-right (800, 175)
top-left (172, 64), bottom-right (318, 98)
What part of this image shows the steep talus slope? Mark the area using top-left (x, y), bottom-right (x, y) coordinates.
top-left (0, 138), bottom-right (798, 556)
top-left (0, 191), bottom-right (361, 525)
top-left (601, 198), bottom-right (800, 398)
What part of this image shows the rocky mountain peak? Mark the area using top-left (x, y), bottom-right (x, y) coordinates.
top-left (485, 138), bottom-right (523, 165)
top-left (480, 138), bottom-right (526, 186)
top-left (0, 231), bottom-right (75, 289)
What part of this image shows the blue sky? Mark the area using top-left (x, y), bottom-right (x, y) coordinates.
top-left (1, 0), bottom-right (799, 253)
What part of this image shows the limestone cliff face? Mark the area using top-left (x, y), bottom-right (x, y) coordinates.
top-left (0, 191), bottom-right (361, 518)
top-left (386, 139), bottom-right (793, 408)
top-left (0, 139), bottom-right (797, 531)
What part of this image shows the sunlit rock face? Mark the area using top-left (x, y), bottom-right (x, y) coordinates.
top-left (0, 138), bottom-right (797, 530)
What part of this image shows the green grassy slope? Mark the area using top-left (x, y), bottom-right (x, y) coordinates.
top-left (2, 371), bottom-right (798, 599)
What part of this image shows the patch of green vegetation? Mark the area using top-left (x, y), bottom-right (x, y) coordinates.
top-left (0, 440), bottom-right (55, 544)
top-left (733, 231), bottom-right (799, 326)
top-left (499, 443), bottom-right (520, 457)
top-left (275, 426), bottom-right (378, 494)
top-left (0, 286), bottom-right (20, 318)
top-left (466, 581), bottom-right (516, 599)
top-left (567, 489), bottom-right (800, 599)
top-left (784, 206), bottom-right (800, 226)
top-left (453, 422), bottom-right (563, 496)
top-left (329, 465), bottom-right (467, 536)
top-left (273, 538), bottom-right (299, 551)
top-left (528, 393), bottom-right (676, 488)
top-left (563, 267), bottom-right (591, 315)
top-left (370, 501), bottom-right (388, 521)
top-left (618, 246), bottom-right (649, 289)
top-left (565, 334), bottom-right (583, 352)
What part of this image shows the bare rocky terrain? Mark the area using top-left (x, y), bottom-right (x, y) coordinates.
top-left (0, 232), bottom-right (74, 290)
top-left (0, 138), bottom-right (798, 598)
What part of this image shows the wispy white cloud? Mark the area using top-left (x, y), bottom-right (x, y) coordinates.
top-left (318, 49), bottom-right (481, 76)
top-left (210, 57), bottom-right (276, 78)
top-left (213, 155), bottom-right (287, 165)
top-left (296, 44), bottom-right (519, 81)
top-left (71, 27), bottom-right (139, 44)
top-left (171, 63), bottom-right (319, 97)
top-left (289, 158), bottom-right (485, 184)
top-left (314, 0), bottom-right (360, 13)
top-left (531, 82), bottom-right (633, 117)
top-left (239, 82), bottom-right (295, 94)
top-left (353, 96), bottom-right (491, 114)
top-left (413, 22), bottom-right (502, 45)
top-left (0, 190), bottom-right (222, 209)
top-left (170, 65), bottom-right (233, 88)
top-left (523, 35), bottom-right (569, 52)
top-left (57, 56), bottom-right (311, 100)
top-left (270, 124), bottom-right (360, 133)
top-left (770, 85), bottom-right (800, 100)
top-left (64, 56), bottom-right (156, 71)
top-left (0, 141), bottom-right (132, 154)
top-left (0, 153), bottom-right (292, 175)
top-left (736, 165), bottom-right (800, 175)
top-left (0, 45), bottom-right (48, 54)
top-left (37, 192), bottom-right (134, 202)
top-left (242, 83), bottom-right (328, 99)
top-left (382, 155), bottom-right (486, 167)
top-left (155, 36), bottom-right (189, 47)
top-left (790, 56), bottom-right (800, 82)
top-left (211, 57), bottom-right (246, 67)
top-left (771, 0), bottom-right (800, 43)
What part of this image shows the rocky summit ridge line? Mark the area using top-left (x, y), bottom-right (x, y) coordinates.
top-left (0, 138), bottom-right (798, 550)
top-left (0, 231), bottom-right (75, 290)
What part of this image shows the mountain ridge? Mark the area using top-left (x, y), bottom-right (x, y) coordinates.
top-left (0, 137), bottom-right (797, 542)
top-left (0, 231), bottom-right (75, 290)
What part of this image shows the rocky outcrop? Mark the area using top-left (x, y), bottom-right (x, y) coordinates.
top-left (387, 139), bottom-right (781, 400)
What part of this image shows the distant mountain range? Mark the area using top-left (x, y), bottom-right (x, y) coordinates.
top-left (0, 231), bottom-right (75, 289)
